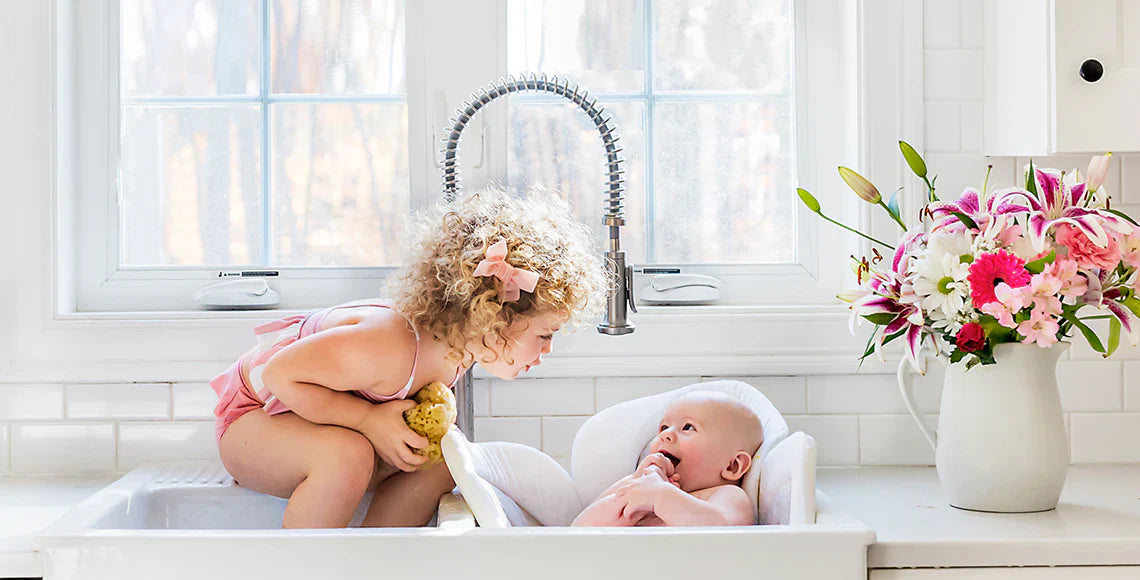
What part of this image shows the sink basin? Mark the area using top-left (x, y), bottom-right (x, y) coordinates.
top-left (37, 461), bottom-right (875, 580)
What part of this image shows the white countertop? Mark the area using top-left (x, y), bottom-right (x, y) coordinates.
top-left (0, 475), bottom-right (116, 577)
top-left (817, 465), bottom-right (1140, 569)
top-left (4, 466), bottom-right (1139, 576)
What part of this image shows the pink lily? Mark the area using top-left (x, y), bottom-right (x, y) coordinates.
top-left (986, 168), bottom-right (1131, 252)
top-left (1086, 153), bottom-right (1112, 194)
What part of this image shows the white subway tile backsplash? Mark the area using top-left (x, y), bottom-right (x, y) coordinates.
top-left (1121, 155), bottom-right (1140, 204)
top-left (859, 414), bottom-right (936, 465)
top-left (11, 424), bottom-right (115, 474)
top-left (959, 0), bottom-right (984, 48)
top-left (173, 383), bottom-right (217, 419)
top-left (959, 101), bottom-right (983, 153)
top-left (596, 377), bottom-right (700, 410)
top-left (925, 102), bottom-right (961, 152)
top-left (472, 379), bottom-right (491, 417)
top-left (808, 374), bottom-right (939, 414)
top-left (1070, 413), bottom-right (1140, 463)
top-left (924, 50), bottom-right (983, 101)
top-left (923, 0), bottom-right (961, 48)
top-left (1056, 361), bottom-right (1122, 412)
top-left (0, 425), bottom-right (8, 471)
top-left (1124, 362), bottom-right (1140, 411)
top-left (473, 417), bottom-right (541, 448)
top-left (0, 384), bottom-right (64, 420)
top-left (785, 415), bottom-right (859, 466)
top-left (66, 383), bottom-right (170, 419)
top-left (701, 376), bottom-right (807, 414)
top-left (541, 416), bottom-right (590, 458)
top-left (491, 378), bottom-right (594, 416)
top-left (923, 154), bottom-right (993, 201)
top-left (118, 422), bottom-right (217, 471)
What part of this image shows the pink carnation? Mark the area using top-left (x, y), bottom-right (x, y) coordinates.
top-left (1054, 223), bottom-right (1120, 271)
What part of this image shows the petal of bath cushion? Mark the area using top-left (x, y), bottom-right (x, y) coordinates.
top-left (757, 431), bottom-right (817, 525)
top-left (572, 380), bottom-right (790, 517)
top-left (442, 428), bottom-right (582, 527)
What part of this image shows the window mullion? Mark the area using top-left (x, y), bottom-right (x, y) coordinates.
top-left (259, 0), bottom-right (271, 266)
top-left (644, 0), bottom-right (656, 264)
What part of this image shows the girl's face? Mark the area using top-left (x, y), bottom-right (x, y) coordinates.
top-left (476, 311), bottom-right (566, 380)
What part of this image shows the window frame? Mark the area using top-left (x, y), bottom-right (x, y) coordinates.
top-left (4, 0), bottom-right (924, 380)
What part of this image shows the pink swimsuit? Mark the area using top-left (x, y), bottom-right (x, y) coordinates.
top-left (209, 302), bottom-right (458, 445)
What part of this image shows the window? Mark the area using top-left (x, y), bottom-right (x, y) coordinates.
top-left (66, 0), bottom-right (860, 312)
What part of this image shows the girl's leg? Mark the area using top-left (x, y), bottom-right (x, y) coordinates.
top-left (219, 410), bottom-right (377, 528)
top-left (361, 461), bottom-right (456, 527)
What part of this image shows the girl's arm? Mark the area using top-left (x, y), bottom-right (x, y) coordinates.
top-left (260, 320), bottom-right (414, 429)
top-left (259, 321), bottom-right (429, 471)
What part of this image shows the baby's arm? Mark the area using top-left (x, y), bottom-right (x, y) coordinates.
top-left (571, 488), bottom-right (641, 527)
top-left (631, 483), bottom-right (755, 526)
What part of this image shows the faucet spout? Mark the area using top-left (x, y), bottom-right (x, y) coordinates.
top-left (440, 73), bottom-right (636, 335)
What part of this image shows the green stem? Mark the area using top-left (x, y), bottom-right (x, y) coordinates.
top-left (923, 176), bottom-right (937, 203)
top-left (817, 212), bottom-right (896, 250)
top-left (878, 200), bottom-right (909, 231)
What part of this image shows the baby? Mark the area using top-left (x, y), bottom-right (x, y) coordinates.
top-left (572, 391), bottom-right (764, 527)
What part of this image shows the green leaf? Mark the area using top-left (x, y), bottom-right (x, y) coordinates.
top-left (899, 141), bottom-right (928, 178)
top-left (864, 313), bottom-right (897, 325)
top-left (949, 349), bottom-right (967, 363)
top-left (1025, 249), bottom-right (1057, 274)
top-left (1106, 208), bottom-right (1140, 227)
top-left (1123, 297), bottom-right (1140, 319)
top-left (1026, 159), bottom-right (1038, 195)
top-left (951, 211), bottom-right (979, 230)
top-left (978, 314), bottom-right (1013, 342)
top-left (1062, 311), bottom-right (1105, 353)
top-left (1107, 317), bottom-right (1122, 358)
top-left (797, 188), bottom-right (821, 213)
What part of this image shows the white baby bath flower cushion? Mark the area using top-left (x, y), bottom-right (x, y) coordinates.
top-left (442, 380), bottom-right (815, 527)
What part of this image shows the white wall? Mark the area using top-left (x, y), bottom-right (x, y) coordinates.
top-left (2, 1), bottom-right (1140, 475)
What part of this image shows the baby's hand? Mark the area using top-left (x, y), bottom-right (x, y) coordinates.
top-left (616, 475), bottom-right (670, 518)
top-left (635, 453), bottom-right (675, 481)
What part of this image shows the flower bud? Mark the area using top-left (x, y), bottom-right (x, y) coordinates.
top-left (838, 167), bottom-right (882, 204)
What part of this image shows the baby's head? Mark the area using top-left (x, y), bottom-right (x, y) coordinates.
top-left (649, 391), bottom-right (764, 493)
top-left (389, 187), bottom-right (611, 378)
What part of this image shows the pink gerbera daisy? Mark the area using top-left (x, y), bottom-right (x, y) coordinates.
top-left (968, 250), bottom-right (1031, 307)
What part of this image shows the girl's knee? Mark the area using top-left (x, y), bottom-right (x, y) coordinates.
top-left (313, 429), bottom-right (376, 490)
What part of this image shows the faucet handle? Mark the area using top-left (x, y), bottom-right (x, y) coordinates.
top-left (625, 265), bottom-right (638, 314)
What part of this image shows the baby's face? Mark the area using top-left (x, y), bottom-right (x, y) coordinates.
top-left (649, 398), bottom-right (745, 492)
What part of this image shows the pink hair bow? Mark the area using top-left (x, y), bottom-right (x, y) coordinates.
top-left (473, 240), bottom-right (540, 302)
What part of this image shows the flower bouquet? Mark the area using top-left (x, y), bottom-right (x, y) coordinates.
top-left (797, 144), bottom-right (1137, 371)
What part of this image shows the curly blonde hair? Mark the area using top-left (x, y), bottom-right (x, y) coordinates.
top-left (387, 188), bottom-right (612, 366)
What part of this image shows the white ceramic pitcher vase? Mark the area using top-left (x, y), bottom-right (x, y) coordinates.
top-left (897, 342), bottom-right (1070, 513)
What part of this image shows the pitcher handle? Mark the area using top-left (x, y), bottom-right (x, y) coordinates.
top-left (896, 348), bottom-right (941, 450)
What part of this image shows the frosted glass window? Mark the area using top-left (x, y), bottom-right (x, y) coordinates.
top-left (119, 0), bottom-right (408, 267)
top-left (507, 0), bottom-right (796, 264)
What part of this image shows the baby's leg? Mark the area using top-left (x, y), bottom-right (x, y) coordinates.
top-left (220, 410), bottom-right (377, 528)
top-left (361, 461), bottom-right (456, 527)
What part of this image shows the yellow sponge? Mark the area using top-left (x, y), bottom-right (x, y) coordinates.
top-left (402, 381), bottom-right (457, 466)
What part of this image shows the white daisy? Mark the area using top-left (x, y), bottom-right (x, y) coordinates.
top-left (912, 251), bottom-right (970, 321)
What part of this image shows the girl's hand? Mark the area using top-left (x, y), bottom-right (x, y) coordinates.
top-left (357, 400), bottom-right (429, 472)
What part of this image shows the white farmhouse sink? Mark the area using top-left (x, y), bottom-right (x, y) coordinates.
top-left (37, 461), bottom-right (874, 580)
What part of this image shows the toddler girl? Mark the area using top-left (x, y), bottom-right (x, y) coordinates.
top-left (210, 189), bottom-right (608, 529)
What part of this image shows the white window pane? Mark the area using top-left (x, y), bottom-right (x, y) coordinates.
top-left (271, 103), bottom-right (409, 266)
top-left (652, 100), bottom-right (795, 263)
top-left (507, 101), bottom-right (647, 264)
top-left (121, 106), bottom-right (264, 266)
top-left (654, 0), bottom-right (793, 92)
top-left (507, 0), bottom-right (645, 93)
top-left (121, 0), bottom-right (260, 97)
top-left (272, 0), bottom-right (406, 94)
